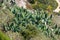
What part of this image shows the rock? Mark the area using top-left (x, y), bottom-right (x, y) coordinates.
top-left (15, 0), bottom-right (33, 10)
top-left (53, 0), bottom-right (60, 13)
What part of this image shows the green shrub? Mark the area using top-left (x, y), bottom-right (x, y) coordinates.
top-left (0, 31), bottom-right (10, 40)
top-left (30, 0), bottom-right (58, 10)
top-left (3, 6), bottom-right (53, 40)
top-left (1, 0), bottom-right (60, 40)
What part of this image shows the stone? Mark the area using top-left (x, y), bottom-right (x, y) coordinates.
top-left (15, 0), bottom-right (33, 10)
top-left (53, 0), bottom-right (60, 13)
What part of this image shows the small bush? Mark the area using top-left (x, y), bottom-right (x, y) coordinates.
top-left (0, 31), bottom-right (10, 40)
top-left (3, 6), bottom-right (53, 40)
